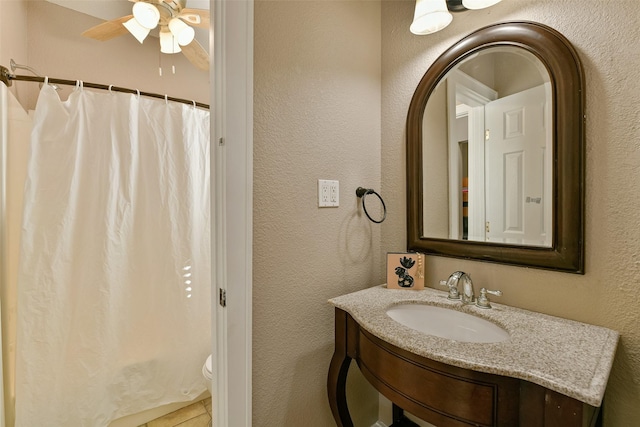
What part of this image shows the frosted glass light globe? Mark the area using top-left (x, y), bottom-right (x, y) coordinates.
top-left (160, 30), bottom-right (182, 54)
top-left (123, 17), bottom-right (150, 43)
top-left (410, 0), bottom-right (453, 35)
top-left (132, 2), bottom-right (160, 30)
top-left (462, 0), bottom-right (502, 10)
top-left (169, 18), bottom-right (196, 46)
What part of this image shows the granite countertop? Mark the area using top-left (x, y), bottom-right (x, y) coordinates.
top-left (329, 285), bottom-right (619, 407)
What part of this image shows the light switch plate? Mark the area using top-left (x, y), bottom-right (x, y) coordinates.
top-left (318, 179), bottom-right (339, 207)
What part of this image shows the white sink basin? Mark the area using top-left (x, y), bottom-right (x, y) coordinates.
top-left (386, 304), bottom-right (510, 343)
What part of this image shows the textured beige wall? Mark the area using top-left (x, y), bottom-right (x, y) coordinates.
top-left (0, 0), bottom-right (29, 106)
top-left (253, 1), bottom-right (381, 425)
top-left (382, 0), bottom-right (640, 425)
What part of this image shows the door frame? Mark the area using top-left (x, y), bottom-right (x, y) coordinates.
top-left (446, 70), bottom-right (496, 241)
top-left (211, 1), bottom-right (253, 425)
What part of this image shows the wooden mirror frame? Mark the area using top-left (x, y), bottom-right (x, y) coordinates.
top-left (407, 21), bottom-right (585, 273)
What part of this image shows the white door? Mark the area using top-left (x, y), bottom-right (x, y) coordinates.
top-left (485, 84), bottom-right (552, 246)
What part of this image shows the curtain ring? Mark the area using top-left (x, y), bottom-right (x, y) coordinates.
top-left (356, 187), bottom-right (387, 224)
top-left (192, 100), bottom-right (196, 109)
top-left (135, 89), bottom-right (140, 98)
top-left (44, 76), bottom-right (49, 85)
top-left (75, 80), bottom-right (83, 90)
top-left (165, 94), bottom-right (169, 104)
top-left (108, 84), bottom-right (114, 93)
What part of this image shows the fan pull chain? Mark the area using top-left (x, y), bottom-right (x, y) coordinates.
top-left (157, 40), bottom-right (178, 77)
top-left (157, 53), bottom-right (176, 76)
top-left (171, 34), bottom-right (177, 74)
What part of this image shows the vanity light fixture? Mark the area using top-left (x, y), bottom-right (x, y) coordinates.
top-left (410, 0), bottom-right (503, 35)
top-left (410, 0), bottom-right (453, 35)
top-left (462, 0), bottom-right (503, 9)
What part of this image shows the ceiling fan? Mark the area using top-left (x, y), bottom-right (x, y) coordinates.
top-left (82, 0), bottom-right (209, 71)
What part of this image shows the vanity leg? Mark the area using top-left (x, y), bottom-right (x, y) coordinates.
top-left (594, 402), bottom-right (603, 427)
top-left (391, 404), bottom-right (420, 427)
top-left (328, 309), bottom-right (354, 427)
top-left (392, 404), bottom-right (404, 425)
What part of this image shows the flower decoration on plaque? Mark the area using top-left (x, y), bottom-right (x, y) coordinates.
top-left (386, 252), bottom-right (425, 290)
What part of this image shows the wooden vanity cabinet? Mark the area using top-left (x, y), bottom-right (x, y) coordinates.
top-left (328, 308), bottom-right (601, 427)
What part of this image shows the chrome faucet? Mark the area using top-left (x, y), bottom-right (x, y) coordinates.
top-left (476, 288), bottom-right (503, 309)
top-left (458, 273), bottom-right (475, 304)
top-left (439, 271), bottom-right (502, 309)
top-left (439, 271), bottom-right (474, 303)
top-left (439, 271), bottom-right (461, 300)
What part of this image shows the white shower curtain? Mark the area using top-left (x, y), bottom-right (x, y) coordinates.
top-left (14, 84), bottom-right (211, 426)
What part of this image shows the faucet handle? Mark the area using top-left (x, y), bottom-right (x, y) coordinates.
top-left (476, 288), bottom-right (502, 309)
top-left (438, 279), bottom-right (461, 300)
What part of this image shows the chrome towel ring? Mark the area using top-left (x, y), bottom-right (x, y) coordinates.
top-left (356, 187), bottom-right (387, 224)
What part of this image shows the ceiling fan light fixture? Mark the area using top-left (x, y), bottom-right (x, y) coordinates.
top-left (132, 1), bottom-right (160, 29)
top-left (169, 18), bottom-right (195, 46)
top-left (81, 1), bottom-right (210, 71)
top-left (123, 17), bottom-right (150, 43)
top-left (179, 13), bottom-right (202, 26)
top-left (160, 30), bottom-right (182, 54)
top-left (410, 0), bottom-right (453, 35)
top-left (461, 0), bottom-right (502, 9)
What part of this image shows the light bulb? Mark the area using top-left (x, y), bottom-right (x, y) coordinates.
top-left (462, 0), bottom-right (502, 10)
top-left (132, 2), bottom-right (160, 29)
top-left (410, 0), bottom-right (453, 35)
top-left (123, 17), bottom-right (150, 43)
top-left (169, 18), bottom-right (195, 46)
top-left (160, 30), bottom-right (181, 54)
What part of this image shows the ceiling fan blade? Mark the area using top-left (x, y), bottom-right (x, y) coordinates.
top-left (82, 15), bottom-right (134, 41)
top-left (181, 39), bottom-right (209, 71)
top-left (180, 8), bottom-right (210, 29)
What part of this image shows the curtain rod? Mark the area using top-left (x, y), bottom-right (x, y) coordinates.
top-left (0, 65), bottom-right (209, 110)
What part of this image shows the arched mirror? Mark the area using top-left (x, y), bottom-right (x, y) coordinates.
top-left (407, 21), bottom-right (585, 273)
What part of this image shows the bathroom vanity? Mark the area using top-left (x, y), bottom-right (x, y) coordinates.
top-left (327, 286), bottom-right (618, 427)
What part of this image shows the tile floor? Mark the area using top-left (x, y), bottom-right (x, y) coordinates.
top-left (138, 398), bottom-right (212, 427)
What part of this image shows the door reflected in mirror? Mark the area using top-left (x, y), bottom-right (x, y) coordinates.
top-left (422, 47), bottom-right (552, 247)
